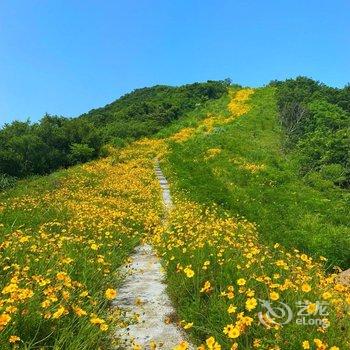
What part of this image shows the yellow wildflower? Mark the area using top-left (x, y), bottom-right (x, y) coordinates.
top-left (245, 297), bottom-right (258, 311)
top-left (105, 288), bottom-right (117, 300)
top-left (301, 284), bottom-right (312, 293)
top-left (270, 291), bottom-right (279, 301)
top-left (9, 335), bottom-right (20, 343)
top-left (237, 278), bottom-right (246, 286)
top-left (302, 341), bottom-right (310, 349)
top-left (184, 267), bottom-right (195, 278)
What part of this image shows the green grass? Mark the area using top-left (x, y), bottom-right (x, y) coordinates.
top-left (161, 87), bottom-right (350, 268)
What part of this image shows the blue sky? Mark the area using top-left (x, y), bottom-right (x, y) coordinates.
top-left (0, 0), bottom-right (349, 126)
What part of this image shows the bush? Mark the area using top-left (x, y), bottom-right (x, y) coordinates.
top-left (69, 143), bottom-right (95, 164)
top-left (274, 77), bottom-right (350, 187)
top-left (0, 173), bottom-right (16, 190)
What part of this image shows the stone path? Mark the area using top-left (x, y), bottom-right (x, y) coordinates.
top-left (337, 268), bottom-right (350, 286)
top-left (113, 163), bottom-right (191, 349)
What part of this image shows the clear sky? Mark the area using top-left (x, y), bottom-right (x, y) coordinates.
top-left (0, 0), bottom-right (349, 126)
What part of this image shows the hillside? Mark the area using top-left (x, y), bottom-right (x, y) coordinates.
top-left (0, 81), bottom-right (228, 179)
top-left (159, 86), bottom-right (349, 268)
top-left (0, 79), bottom-right (349, 349)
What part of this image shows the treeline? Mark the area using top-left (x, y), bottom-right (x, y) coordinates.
top-left (271, 77), bottom-right (350, 188)
top-left (0, 80), bottom-right (229, 182)
top-left (0, 115), bottom-right (102, 179)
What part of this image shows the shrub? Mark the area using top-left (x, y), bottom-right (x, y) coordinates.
top-left (275, 77), bottom-right (350, 187)
top-left (320, 164), bottom-right (347, 184)
top-left (0, 173), bottom-right (16, 190)
top-left (69, 143), bottom-right (95, 164)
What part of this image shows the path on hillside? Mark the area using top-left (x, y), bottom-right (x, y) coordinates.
top-left (112, 163), bottom-right (192, 349)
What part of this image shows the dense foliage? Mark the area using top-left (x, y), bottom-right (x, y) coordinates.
top-left (0, 174), bottom-right (16, 191)
top-left (0, 116), bottom-right (102, 178)
top-left (0, 81), bottom-right (229, 179)
top-left (272, 77), bottom-right (350, 187)
top-left (81, 81), bottom-right (230, 141)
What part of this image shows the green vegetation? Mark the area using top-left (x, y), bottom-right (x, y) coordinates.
top-left (0, 77), bottom-right (349, 349)
top-left (160, 85), bottom-right (349, 268)
top-left (0, 116), bottom-right (102, 177)
top-left (0, 174), bottom-right (16, 191)
top-left (0, 81), bottom-right (229, 179)
top-left (272, 77), bottom-right (350, 187)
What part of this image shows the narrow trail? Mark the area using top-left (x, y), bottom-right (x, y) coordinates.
top-left (113, 163), bottom-right (191, 349)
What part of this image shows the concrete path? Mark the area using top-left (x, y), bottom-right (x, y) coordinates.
top-left (113, 163), bottom-right (191, 349)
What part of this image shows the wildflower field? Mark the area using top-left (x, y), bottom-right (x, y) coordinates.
top-left (154, 88), bottom-right (350, 349)
top-left (0, 88), bottom-right (349, 349)
top-left (0, 141), bottom-right (164, 349)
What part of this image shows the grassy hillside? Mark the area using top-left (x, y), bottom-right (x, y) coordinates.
top-left (0, 80), bottom-right (349, 349)
top-left (159, 87), bottom-right (349, 268)
top-left (152, 88), bottom-right (350, 349)
top-left (0, 141), bottom-right (165, 349)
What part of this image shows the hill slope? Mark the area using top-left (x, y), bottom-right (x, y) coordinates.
top-left (0, 86), bottom-right (349, 349)
top-left (0, 81), bottom-right (229, 178)
top-left (0, 78), bottom-right (349, 349)
top-left (159, 86), bottom-right (349, 267)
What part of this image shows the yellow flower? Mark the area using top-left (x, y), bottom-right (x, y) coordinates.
top-left (100, 323), bottom-right (109, 331)
top-left (301, 284), bottom-right (312, 293)
top-left (270, 291), bottom-right (279, 301)
top-left (330, 347), bottom-right (340, 350)
top-left (90, 316), bottom-right (105, 325)
top-left (200, 281), bottom-right (212, 293)
top-left (105, 288), bottom-right (117, 300)
top-left (41, 299), bottom-right (51, 308)
top-left (204, 337), bottom-right (221, 350)
top-left (302, 340), bottom-right (310, 349)
top-left (307, 303), bottom-right (317, 314)
top-left (229, 327), bottom-right (240, 339)
top-left (227, 304), bottom-right (237, 314)
top-left (245, 297), bottom-right (258, 311)
top-left (300, 254), bottom-right (309, 262)
top-left (90, 243), bottom-right (99, 250)
top-left (184, 267), bottom-right (195, 278)
top-left (237, 278), bottom-right (246, 286)
top-left (173, 341), bottom-right (189, 350)
top-left (183, 322), bottom-right (193, 330)
top-left (314, 339), bottom-right (325, 348)
top-left (56, 272), bottom-right (67, 280)
top-left (253, 339), bottom-right (261, 348)
top-left (206, 337), bottom-right (216, 348)
top-left (224, 324), bottom-right (240, 339)
top-left (0, 314), bottom-right (11, 330)
top-left (5, 306), bottom-right (17, 314)
top-left (73, 305), bottom-right (87, 317)
top-left (322, 291), bottom-right (332, 300)
top-left (9, 335), bottom-right (20, 343)
top-left (52, 306), bottom-right (67, 319)
top-left (79, 291), bottom-right (89, 297)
